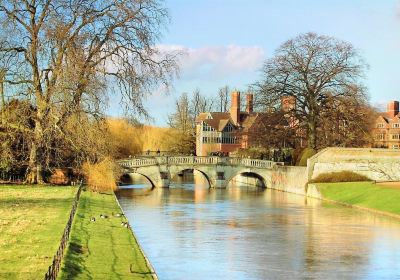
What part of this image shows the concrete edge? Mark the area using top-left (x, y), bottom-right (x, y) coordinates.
top-left (113, 192), bottom-right (159, 280)
top-left (306, 183), bottom-right (400, 221)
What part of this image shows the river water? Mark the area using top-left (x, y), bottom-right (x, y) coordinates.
top-left (116, 173), bottom-right (400, 280)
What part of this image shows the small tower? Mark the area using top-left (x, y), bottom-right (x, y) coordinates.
top-left (245, 93), bottom-right (253, 113)
top-left (230, 91), bottom-right (240, 124)
top-left (387, 101), bottom-right (399, 118)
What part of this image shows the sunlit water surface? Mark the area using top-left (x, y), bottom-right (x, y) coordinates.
top-left (117, 173), bottom-right (400, 280)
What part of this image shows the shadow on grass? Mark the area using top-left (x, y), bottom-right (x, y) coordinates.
top-left (60, 195), bottom-right (92, 280)
top-left (61, 241), bottom-right (86, 279)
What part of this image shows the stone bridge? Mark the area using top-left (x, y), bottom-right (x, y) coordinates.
top-left (119, 156), bottom-right (307, 191)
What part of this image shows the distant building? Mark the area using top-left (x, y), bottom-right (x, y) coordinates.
top-left (195, 91), bottom-right (298, 156)
top-left (373, 101), bottom-right (400, 149)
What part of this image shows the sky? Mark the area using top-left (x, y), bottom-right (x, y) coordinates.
top-left (109, 0), bottom-right (400, 126)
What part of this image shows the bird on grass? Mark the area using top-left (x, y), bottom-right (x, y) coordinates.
top-left (121, 222), bottom-right (129, 228)
top-left (100, 214), bottom-right (108, 219)
top-left (90, 217), bottom-right (96, 222)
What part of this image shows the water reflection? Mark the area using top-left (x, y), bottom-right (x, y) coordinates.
top-left (116, 172), bottom-right (400, 280)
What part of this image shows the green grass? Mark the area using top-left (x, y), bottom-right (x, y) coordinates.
top-left (317, 182), bottom-right (400, 216)
top-left (59, 190), bottom-right (153, 280)
top-left (0, 185), bottom-right (77, 280)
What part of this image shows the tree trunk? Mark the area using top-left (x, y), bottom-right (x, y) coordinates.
top-left (0, 71), bottom-right (5, 125)
top-left (307, 118), bottom-right (317, 150)
top-left (26, 114), bottom-right (45, 184)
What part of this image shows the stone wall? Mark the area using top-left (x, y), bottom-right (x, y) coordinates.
top-left (270, 166), bottom-right (308, 195)
top-left (307, 147), bottom-right (400, 181)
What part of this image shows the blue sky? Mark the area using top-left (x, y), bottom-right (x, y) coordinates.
top-left (110, 0), bottom-right (400, 126)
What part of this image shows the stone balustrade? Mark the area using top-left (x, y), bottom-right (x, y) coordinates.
top-left (119, 156), bottom-right (275, 169)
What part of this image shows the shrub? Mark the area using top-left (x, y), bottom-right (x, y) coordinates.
top-left (296, 148), bottom-right (316, 166)
top-left (82, 158), bottom-right (121, 192)
top-left (310, 171), bottom-right (371, 183)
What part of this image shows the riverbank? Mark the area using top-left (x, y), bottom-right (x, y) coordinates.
top-left (0, 185), bottom-right (76, 279)
top-left (312, 181), bottom-right (400, 218)
top-left (59, 189), bottom-right (154, 279)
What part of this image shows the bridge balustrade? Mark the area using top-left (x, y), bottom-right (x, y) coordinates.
top-left (119, 156), bottom-right (275, 169)
top-left (119, 158), bottom-right (158, 168)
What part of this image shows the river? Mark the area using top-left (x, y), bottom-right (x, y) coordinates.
top-left (116, 172), bottom-right (400, 280)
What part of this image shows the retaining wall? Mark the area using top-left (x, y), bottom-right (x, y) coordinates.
top-left (270, 166), bottom-right (308, 195)
top-left (307, 147), bottom-right (400, 181)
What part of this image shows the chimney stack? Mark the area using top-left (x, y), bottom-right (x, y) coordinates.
top-left (230, 91), bottom-right (240, 125)
top-left (281, 96), bottom-right (296, 113)
top-left (246, 93), bottom-right (253, 113)
top-left (387, 101), bottom-right (399, 118)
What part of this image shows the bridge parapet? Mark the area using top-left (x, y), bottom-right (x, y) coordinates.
top-left (119, 156), bottom-right (275, 169)
top-left (119, 158), bottom-right (158, 168)
top-left (231, 158), bottom-right (275, 169)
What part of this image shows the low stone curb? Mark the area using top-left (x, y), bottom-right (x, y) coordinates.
top-left (113, 192), bottom-right (159, 280)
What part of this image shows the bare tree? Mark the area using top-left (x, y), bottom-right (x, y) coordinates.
top-left (167, 93), bottom-right (194, 154)
top-left (317, 96), bottom-right (376, 148)
top-left (167, 89), bottom-right (215, 154)
top-left (255, 32), bottom-right (368, 149)
top-left (244, 110), bottom-right (297, 149)
top-left (217, 86), bottom-right (229, 112)
top-left (0, 0), bottom-right (177, 183)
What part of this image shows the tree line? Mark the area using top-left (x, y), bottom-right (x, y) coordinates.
top-left (0, 0), bottom-right (177, 183)
top-left (168, 33), bottom-right (377, 156)
top-left (0, 2), bottom-right (377, 183)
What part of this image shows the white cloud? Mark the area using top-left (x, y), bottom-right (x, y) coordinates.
top-left (397, 0), bottom-right (400, 17)
top-left (156, 44), bottom-right (265, 79)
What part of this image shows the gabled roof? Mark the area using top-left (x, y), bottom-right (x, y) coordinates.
top-left (377, 114), bottom-right (389, 123)
top-left (376, 113), bottom-right (400, 123)
top-left (218, 119), bottom-right (231, 131)
top-left (196, 113), bottom-right (211, 122)
top-left (203, 118), bottom-right (220, 130)
top-left (241, 113), bottom-right (260, 132)
top-left (197, 111), bottom-right (267, 132)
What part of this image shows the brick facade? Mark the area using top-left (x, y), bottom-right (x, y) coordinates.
top-left (373, 101), bottom-right (400, 149)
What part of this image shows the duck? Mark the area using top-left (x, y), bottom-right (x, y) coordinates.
top-left (121, 222), bottom-right (129, 228)
top-left (100, 214), bottom-right (108, 219)
top-left (90, 217), bottom-right (96, 222)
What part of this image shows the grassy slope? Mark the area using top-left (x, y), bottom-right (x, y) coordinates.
top-left (59, 190), bottom-right (153, 280)
top-left (0, 185), bottom-right (76, 280)
top-left (317, 182), bottom-right (400, 215)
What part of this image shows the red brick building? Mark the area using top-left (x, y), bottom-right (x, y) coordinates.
top-left (373, 101), bottom-right (400, 149)
top-left (195, 91), bottom-right (298, 156)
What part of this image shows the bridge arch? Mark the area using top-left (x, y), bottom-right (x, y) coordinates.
top-left (226, 171), bottom-right (267, 189)
top-left (119, 172), bottom-right (156, 189)
top-left (169, 168), bottom-right (213, 188)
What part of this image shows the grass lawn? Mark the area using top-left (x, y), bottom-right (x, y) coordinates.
top-left (316, 181), bottom-right (400, 216)
top-left (59, 190), bottom-right (154, 280)
top-left (0, 185), bottom-right (77, 280)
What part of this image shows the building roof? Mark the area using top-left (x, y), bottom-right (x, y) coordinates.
top-left (240, 113), bottom-right (260, 132)
top-left (376, 112), bottom-right (400, 123)
top-left (197, 111), bottom-right (263, 132)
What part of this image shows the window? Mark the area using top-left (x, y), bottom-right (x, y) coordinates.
top-left (202, 122), bottom-right (214, 132)
top-left (376, 134), bottom-right (385, 140)
top-left (393, 123), bottom-right (400, 128)
top-left (393, 145), bottom-right (399, 149)
top-left (377, 123), bottom-right (385, 128)
top-left (224, 123), bottom-right (234, 132)
top-left (392, 134), bottom-right (400, 140)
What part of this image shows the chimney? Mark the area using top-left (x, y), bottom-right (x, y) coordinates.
top-left (230, 91), bottom-right (240, 125)
top-left (387, 101), bottom-right (399, 118)
top-left (246, 93), bottom-right (253, 113)
top-left (281, 96), bottom-right (296, 113)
